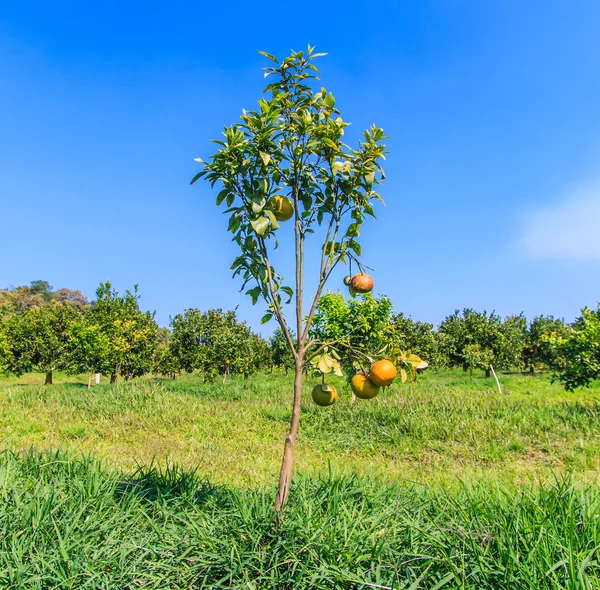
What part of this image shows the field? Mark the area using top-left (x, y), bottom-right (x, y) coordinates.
top-left (1, 370), bottom-right (600, 588)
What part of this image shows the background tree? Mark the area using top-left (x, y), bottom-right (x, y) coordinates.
top-left (309, 292), bottom-right (397, 377)
top-left (390, 313), bottom-right (445, 368)
top-left (86, 282), bottom-right (158, 383)
top-left (553, 304), bottom-right (600, 391)
top-left (2, 302), bottom-right (81, 384)
top-left (153, 327), bottom-right (180, 379)
top-left (68, 321), bottom-right (111, 387)
top-left (439, 309), bottom-right (523, 377)
top-left (522, 315), bottom-right (570, 374)
top-left (193, 47), bottom-right (387, 509)
top-left (269, 327), bottom-right (296, 374)
top-left (0, 281), bottom-right (88, 316)
top-left (171, 308), bottom-right (268, 380)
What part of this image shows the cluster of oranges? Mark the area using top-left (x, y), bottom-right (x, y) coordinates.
top-left (311, 359), bottom-right (397, 406)
top-left (267, 195), bottom-right (384, 406)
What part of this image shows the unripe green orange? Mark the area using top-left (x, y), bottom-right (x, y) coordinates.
top-left (312, 383), bottom-right (338, 406)
top-left (270, 196), bottom-right (294, 221)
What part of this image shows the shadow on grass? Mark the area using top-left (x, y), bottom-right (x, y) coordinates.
top-left (115, 462), bottom-right (228, 506)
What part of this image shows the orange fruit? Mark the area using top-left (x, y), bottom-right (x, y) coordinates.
top-left (270, 196), bottom-right (294, 221)
top-left (351, 373), bottom-right (380, 399)
top-left (311, 384), bottom-right (338, 406)
top-left (343, 275), bottom-right (352, 286)
top-left (369, 359), bottom-right (397, 387)
top-left (350, 274), bottom-right (374, 293)
top-left (225, 360), bottom-right (231, 365)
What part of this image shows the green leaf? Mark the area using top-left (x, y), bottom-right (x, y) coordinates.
top-left (190, 171), bottom-right (205, 185)
top-left (260, 313), bottom-right (273, 324)
top-left (246, 287), bottom-right (261, 305)
top-left (322, 138), bottom-right (339, 151)
top-left (250, 217), bottom-right (270, 237)
top-left (281, 286), bottom-right (294, 303)
top-left (347, 240), bottom-right (361, 256)
top-left (264, 210), bottom-right (280, 230)
top-left (216, 188), bottom-right (229, 206)
top-left (252, 198), bottom-right (266, 214)
top-left (258, 51), bottom-right (279, 64)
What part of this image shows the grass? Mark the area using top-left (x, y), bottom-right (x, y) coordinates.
top-left (1, 369), bottom-right (599, 486)
top-left (1, 449), bottom-right (599, 589)
top-left (1, 370), bottom-right (600, 587)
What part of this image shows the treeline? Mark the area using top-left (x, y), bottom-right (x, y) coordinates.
top-left (0, 281), bottom-right (274, 385)
top-left (1, 282), bottom-right (598, 390)
top-left (309, 293), bottom-right (599, 391)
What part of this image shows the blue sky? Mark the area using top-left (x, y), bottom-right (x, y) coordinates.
top-left (2, 1), bottom-right (600, 332)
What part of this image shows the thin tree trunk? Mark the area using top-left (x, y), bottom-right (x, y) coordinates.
top-left (529, 365), bottom-right (535, 374)
top-left (88, 373), bottom-right (92, 390)
top-left (274, 359), bottom-right (303, 511)
top-left (45, 370), bottom-right (53, 385)
top-left (110, 371), bottom-right (117, 384)
top-left (463, 363), bottom-right (468, 372)
top-left (485, 368), bottom-right (491, 378)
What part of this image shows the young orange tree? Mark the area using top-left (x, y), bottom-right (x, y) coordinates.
top-left (192, 47), bottom-right (386, 510)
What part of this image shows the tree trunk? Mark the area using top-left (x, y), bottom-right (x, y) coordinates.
top-left (463, 363), bottom-right (468, 372)
top-left (88, 373), bottom-right (92, 390)
top-left (45, 370), bottom-right (53, 385)
top-left (274, 359), bottom-right (303, 511)
top-left (485, 368), bottom-right (491, 378)
top-left (285, 366), bottom-right (289, 376)
top-left (110, 371), bottom-right (117, 384)
top-left (529, 366), bottom-right (535, 374)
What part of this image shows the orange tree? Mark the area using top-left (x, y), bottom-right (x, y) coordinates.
top-left (192, 47), bottom-right (386, 510)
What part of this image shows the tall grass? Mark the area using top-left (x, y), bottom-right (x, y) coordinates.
top-left (1, 449), bottom-right (599, 589)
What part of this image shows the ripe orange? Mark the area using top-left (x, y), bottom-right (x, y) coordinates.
top-left (369, 359), bottom-right (397, 387)
top-left (351, 373), bottom-right (380, 399)
top-left (350, 273), bottom-right (374, 293)
top-left (225, 360), bottom-right (231, 365)
top-left (270, 196), bottom-right (294, 221)
top-left (312, 383), bottom-right (338, 406)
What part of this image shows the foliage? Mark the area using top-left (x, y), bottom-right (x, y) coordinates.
top-left (0, 281), bottom-right (88, 317)
top-left (390, 312), bottom-right (445, 367)
top-left (192, 46), bottom-right (386, 341)
top-left (309, 292), bottom-right (397, 376)
top-left (83, 282), bottom-right (158, 381)
top-left (523, 315), bottom-right (570, 373)
top-left (439, 309), bottom-right (525, 376)
top-left (553, 304), bottom-right (600, 391)
top-left (268, 327), bottom-right (295, 373)
top-left (153, 328), bottom-right (179, 378)
top-left (171, 308), bottom-right (269, 380)
top-left (1, 302), bottom-right (81, 378)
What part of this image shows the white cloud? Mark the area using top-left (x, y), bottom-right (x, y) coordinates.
top-left (521, 180), bottom-right (600, 260)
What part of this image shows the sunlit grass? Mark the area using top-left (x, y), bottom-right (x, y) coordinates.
top-left (1, 369), bottom-right (599, 487)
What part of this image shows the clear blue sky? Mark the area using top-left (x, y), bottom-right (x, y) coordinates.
top-left (2, 1), bottom-right (600, 332)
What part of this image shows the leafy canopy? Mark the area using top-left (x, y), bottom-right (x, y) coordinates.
top-left (192, 46), bottom-right (386, 350)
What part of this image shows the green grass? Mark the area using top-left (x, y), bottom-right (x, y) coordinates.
top-left (1, 449), bottom-right (599, 589)
top-left (1, 370), bottom-right (599, 486)
top-left (1, 370), bottom-right (600, 587)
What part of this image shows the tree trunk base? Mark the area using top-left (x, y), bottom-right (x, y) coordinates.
top-left (45, 371), bottom-right (53, 385)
